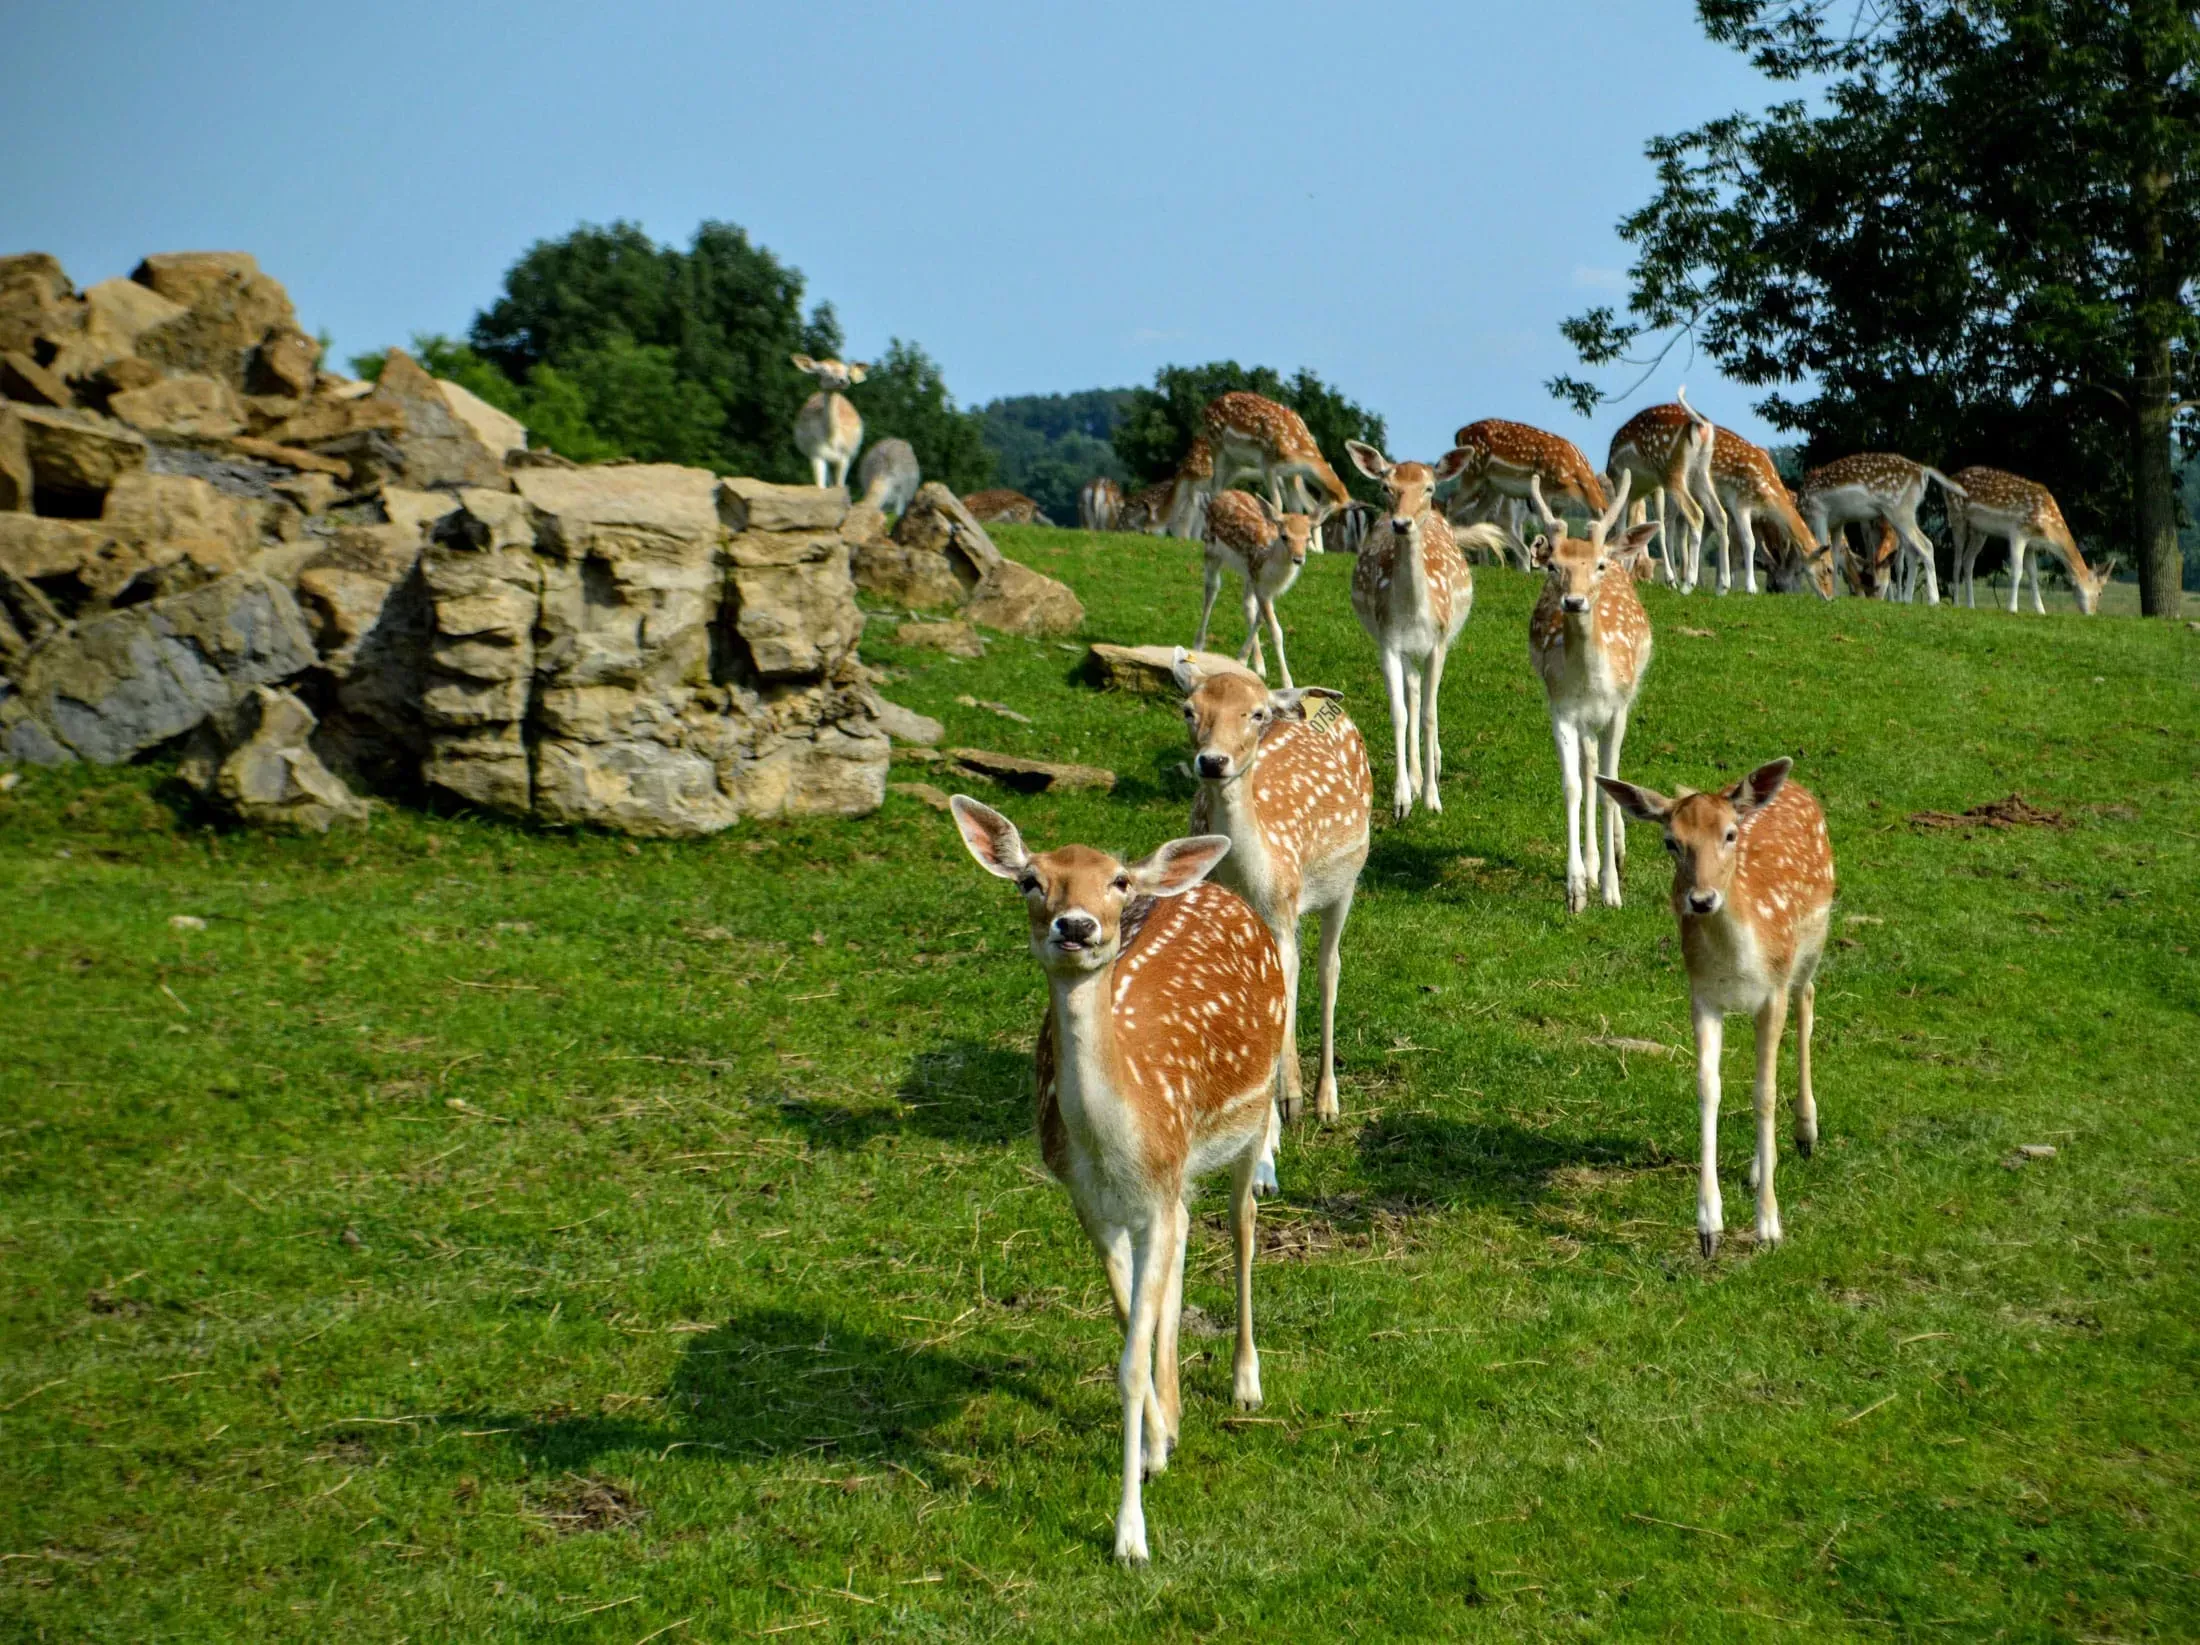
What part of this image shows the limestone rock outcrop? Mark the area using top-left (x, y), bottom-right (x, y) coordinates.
top-left (179, 685), bottom-right (369, 832)
top-left (851, 482), bottom-right (1084, 635)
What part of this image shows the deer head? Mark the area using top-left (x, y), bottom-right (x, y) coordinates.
top-left (790, 354), bottom-right (869, 393)
top-left (2070, 553), bottom-right (2117, 615)
top-left (1347, 441), bottom-right (1443, 535)
top-left (1599, 759), bottom-right (1792, 918)
top-left (1170, 649), bottom-right (1341, 783)
top-left (1527, 471), bottom-right (1657, 616)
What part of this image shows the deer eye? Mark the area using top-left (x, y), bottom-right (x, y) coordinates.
top-left (1016, 875), bottom-right (1039, 895)
top-left (1111, 874), bottom-right (1131, 893)
top-left (1724, 828), bottom-right (1739, 844)
top-left (1252, 707), bottom-right (1268, 722)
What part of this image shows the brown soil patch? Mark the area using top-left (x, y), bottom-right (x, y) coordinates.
top-left (526, 1474), bottom-right (645, 1535)
top-left (1908, 793), bottom-right (2069, 832)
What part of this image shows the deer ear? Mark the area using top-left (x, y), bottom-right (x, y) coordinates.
top-left (949, 795), bottom-right (1030, 880)
top-left (1433, 446), bottom-right (1475, 483)
top-left (1170, 645), bottom-right (1205, 695)
top-left (790, 354), bottom-right (816, 373)
top-left (1132, 835), bottom-right (1232, 898)
top-left (1530, 534), bottom-right (1555, 568)
top-left (1268, 685), bottom-right (1342, 720)
top-left (1623, 521), bottom-right (1661, 553)
top-left (846, 363), bottom-right (869, 383)
top-left (1597, 776), bottom-right (1673, 823)
top-left (1253, 492), bottom-right (1284, 528)
top-left (1726, 758), bottom-right (1793, 815)
top-left (1345, 440), bottom-right (1391, 481)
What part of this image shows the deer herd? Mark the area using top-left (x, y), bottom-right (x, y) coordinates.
top-left (792, 367), bottom-right (2098, 1564)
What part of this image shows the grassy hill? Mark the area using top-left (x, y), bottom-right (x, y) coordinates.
top-left (3, 529), bottom-right (2196, 1640)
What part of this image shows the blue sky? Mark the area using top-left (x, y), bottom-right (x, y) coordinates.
top-left (2, 1), bottom-right (1798, 460)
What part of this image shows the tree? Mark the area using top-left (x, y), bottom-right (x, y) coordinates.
top-left (1113, 363), bottom-right (1390, 507)
top-left (981, 389), bottom-right (1135, 521)
top-left (848, 339), bottom-right (995, 496)
top-left (1554, 1), bottom-right (2200, 615)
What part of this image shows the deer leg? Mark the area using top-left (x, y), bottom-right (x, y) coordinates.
top-left (1262, 589), bottom-right (1293, 690)
top-left (1238, 582), bottom-right (1267, 678)
top-left (1554, 717), bottom-right (1588, 914)
top-left (1740, 506), bottom-right (1762, 594)
top-left (1577, 725), bottom-right (1602, 897)
top-left (1382, 648), bottom-right (1414, 820)
top-left (1253, 1099), bottom-right (1280, 1198)
top-left (1313, 886), bottom-right (1352, 1122)
top-left (1402, 665), bottom-right (1426, 799)
top-left (1153, 1197), bottom-right (1189, 1455)
top-left (1420, 646), bottom-right (1447, 812)
top-left (2030, 544), bottom-right (2048, 615)
top-left (1694, 999), bottom-right (1725, 1257)
top-left (1275, 917), bottom-right (1306, 1123)
top-left (1114, 1209), bottom-right (1171, 1562)
top-left (1230, 1144), bottom-right (1263, 1410)
top-left (1087, 1212), bottom-right (1133, 1328)
top-left (2005, 536), bottom-right (2026, 614)
top-left (1898, 513), bottom-right (1941, 606)
top-left (1752, 991), bottom-right (1787, 1246)
top-left (1598, 710), bottom-right (1628, 907)
top-left (1795, 979), bottom-right (1818, 1158)
top-left (1194, 558), bottom-right (1225, 653)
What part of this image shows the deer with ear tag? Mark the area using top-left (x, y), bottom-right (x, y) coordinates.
top-left (949, 797), bottom-right (1286, 1565)
top-left (1527, 470), bottom-right (1657, 912)
top-left (1597, 759), bottom-right (1837, 1256)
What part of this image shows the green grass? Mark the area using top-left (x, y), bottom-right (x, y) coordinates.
top-left (3, 525), bottom-right (2197, 1642)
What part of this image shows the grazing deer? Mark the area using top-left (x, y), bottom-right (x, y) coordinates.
top-left (1598, 759), bottom-right (1836, 1257)
top-left (1174, 649), bottom-right (1371, 1152)
top-left (1752, 504), bottom-right (1837, 598)
top-left (1796, 453), bottom-right (1959, 607)
top-left (1160, 436), bottom-right (1216, 539)
top-left (963, 488), bottom-right (1050, 525)
top-left (1527, 472), bottom-right (1658, 912)
top-left (790, 355), bottom-right (868, 488)
top-left (1606, 391), bottom-right (1717, 591)
top-left (1325, 499), bottom-right (1379, 556)
top-left (1195, 489), bottom-right (1328, 687)
top-left (1704, 428), bottom-right (1825, 596)
top-left (854, 437), bottom-right (919, 516)
top-left (1080, 476), bottom-right (1125, 532)
top-left (1346, 440), bottom-right (1503, 818)
top-left (949, 796), bottom-right (1284, 1565)
top-left (1839, 519), bottom-right (1904, 600)
top-left (1443, 417), bottom-right (1610, 520)
top-left (1946, 467), bottom-right (2115, 615)
top-left (1205, 393), bottom-right (1351, 531)
top-left (1119, 481), bottom-right (1173, 535)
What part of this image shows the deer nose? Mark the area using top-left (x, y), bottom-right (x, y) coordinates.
top-left (1053, 914), bottom-right (1098, 946)
top-left (1196, 752), bottom-right (1231, 779)
top-left (1686, 890), bottom-right (1720, 915)
top-left (1562, 594), bottom-right (1590, 613)
top-left (1390, 516), bottom-right (1412, 535)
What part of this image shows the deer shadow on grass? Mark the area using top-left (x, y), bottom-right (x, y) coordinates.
top-left (1350, 1109), bottom-right (1661, 1219)
top-left (763, 1038), bottom-right (1034, 1152)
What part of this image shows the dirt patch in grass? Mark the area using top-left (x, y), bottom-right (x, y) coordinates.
top-left (1908, 793), bottom-right (2070, 831)
top-left (526, 1474), bottom-right (645, 1536)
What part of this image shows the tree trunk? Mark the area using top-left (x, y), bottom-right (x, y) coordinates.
top-left (2129, 123), bottom-right (2186, 617)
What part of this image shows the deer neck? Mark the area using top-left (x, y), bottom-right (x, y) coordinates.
top-left (1045, 962), bottom-right (1144, 1166)
top-left (1198, 758), bottom-right (1281, 907)
top-left (1393, 520), bottom-right (1438, 619)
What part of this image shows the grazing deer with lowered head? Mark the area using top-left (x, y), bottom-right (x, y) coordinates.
top-left (1174, 648), bottom-right (1371, 1158)
top-left (1346, 440), bottom-right (1505, 819)
top-left (1443, 417), bottom-right (1610, 521)
top-left (790, 355), bottom-right (868, 488)
top-left (1080, 476), bottom-right (1125, 532)
top-left (1527, 471), bottom-right (1658, 912)
top-left (1947, 467), bottom-right (2115, 615)
top-left (949, 796), bottom-right (1285, 1565)
top-left (1205, 393), bottom-right (1351, 539)
top-left (1797, 452), bottom-right (1961, 606)
top-left (1118, 481), bottom-right (1172, 535)
top-left (1606, 390), bottom-right (1718, 591)
top-left (1704, 427), bottom-right (1827, 596)
top-left (1195, 489), bottom-right (1329, 687)
top-left (1598, 759), bottom-right (1836, 1256)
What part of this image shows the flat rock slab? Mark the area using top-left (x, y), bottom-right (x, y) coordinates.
top-left (874, 698), bottom-right (943, 745)
top-left (888, 780), bottom-right (954, 812)
top-left (950, 747), bottom-right (1115, 793)
top-left (1086, 643), bottom-right (1261, 695)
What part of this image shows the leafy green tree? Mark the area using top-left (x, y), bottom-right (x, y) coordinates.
top-left (852, 339), bottom-right (996, 495)
top-left (1113, 363), bottom-right (1390, 506)
top-left (981, 389), bottom-right (1135, 520)
top-left (1554, 0), bottom-right (2199, 615)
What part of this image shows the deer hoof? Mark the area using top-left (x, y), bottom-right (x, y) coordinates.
top-left (1699, 1228), bottom-right (1720, 1260)
top-left (1277, 1092), bottom-right (1302, 1126)
top-left (1796, 1133), bottom-right (1815, 1160)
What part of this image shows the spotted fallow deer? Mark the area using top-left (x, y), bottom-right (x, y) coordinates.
top-left (1195, 489), bottom-right (1328, 688)
top-left (963, 488), bottom-right (1050, 525)
top-left (1751, 499), bottom-right (1838, 598)
top-left (1796, 452), bottom-right (1961, 607)
top-left (1606, 390), bottom-right (1718, 591)
top-left (1527, 471), bottom-right (1658, 912)
top-left (1840, 519), bottom-right (1904, 600)
top-left (1174, 649), bottom-right (1371, 1159)
top-left (1442, 418), bottom-right (1610, 521)
top-left (790, 355), bottom-right (868, 488)
top-left (1080, 476), bottom-right (1125, 532)
top-left (1946, 467), bottom-right (2116, 615)
top-left (1205, 393), bottom-right (1351, 539)
top-left (1118, 481), bottom-right (1173, 535)
top-left (1705, 427), bottom-right (1826, 596)
top-left (949, 796), bottom-right (1285, 1566)
top-left (1346, 440), bottom-right (1504, 819)
top-left (1161, 436), bottom-right (1216, 539)
top-left (1598, 759), bottom-right (1836, 1257)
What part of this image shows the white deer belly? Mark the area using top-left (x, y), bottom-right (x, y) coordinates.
top-left (1687, 916), bottom-right (1776, 1014)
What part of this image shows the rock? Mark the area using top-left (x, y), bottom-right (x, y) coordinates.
top-left (416, 490), bottom-right (539, 811)
top-left (90, 356), bottom-right (164, 400)
top-left (1085, 643), bottom-right (1261, 695)
top-left (271, 471), bottom-right (340, 515)
top-left (720, 477), bottom-right (848, 534)
top-left (954, 694), bottom-right (1033, 725)
top-left (178, 685), bottom-right (368, 832)
top-left (850, 537), bottom-right (969, 610)
top-left (0, 514), bottom-right (124, 610)
top-left (532, 737), bottom-right (739, 838)
top-left (0, 254), bottom-right (79, 359)
top-left (840, 498), bottom-right (892, 547)
top-left (889, 780), bottom-right (954, 812)
top-left (92, 471), bottom-right (258, 604)
top-left (14, 406), bottom-right (148, 503)
top-left (950, 748), bottom-right (1116, 793)
top-left (0, 404), bottom-right (29, 511)
top-left (895, 482), bottom-right (1000, 575)
top-left (225, 435), bottom-right (351, 477)
top-left (129, 253), bottom-right (301, 390)
top-left (873, 697), bottom-right (943, 745)
top-left (107, 375), bottom-right (246, 440)
top-left (266, 394), bottom-right (407, 446)
top-left (248, 329), bottom-right (320, 398)
top-left (518, 460), bottom-right (723, 545)
top-left (0, 350), bottom-right (70, 407)
top-left (0, 565), bottom-right (64, 664)
top-left (897, 619), bottom-right (985, 657)
top-left (964, 557), bottom-right (1084, 637)
top-left (435, 378), bottom-right (526, 460)
top-left (361, 349), bottom-right (505, 489)
top-left (380, 486), bottom-right (462, 542)
top-left (727, 531), bottom-right (864, 677)
top-left (4, 571), bottom-right (317, 763)
top-left (42, 278), bottom-right (185, 380)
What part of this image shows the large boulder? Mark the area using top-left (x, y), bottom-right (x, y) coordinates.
top-left (178, 686), bottom-right (368, 832)
top-left (128, 253), bottom-right (302, 391)
top-left (725, 523), bottom-right (864, 677)
top-left (417, 489), bottom-right (539, 812)
top-left (40, 278), bottom-right (183, 382)
top-left (0, 404), bottom-right (29, 511)
top-left (360, 348), bottom-right (505, 490)
top-left (435, 378), bottom-right (526, 461)
top-left (14, 406), bottom-right (147, 506)
top-left (0, 350), bottom-right (71, 407)
top-left (106, 375), bottom-right (246, 440)
top-left (0, 254), bottom-right (80, 360)
top-left (1, 570), bottom-right (317, 763)
top-left (965, 558), bottom-right (1084, 637)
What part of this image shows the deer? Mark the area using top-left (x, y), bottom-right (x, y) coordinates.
top-left (1443, 417), bottom-right (1610, 521)
top-left (1751, 504), bottom-right (1838, 598)
top-left (789, 355), bottom-right (868, 488)
top-left (1204, 393), bottom-right (1351, 541)
top-left (1606, 390), bottom-right (1718, 592)
top-left (1839, 519), bottom-right (1904, 600)
top-left (1173, 648), bottom-right (1371, 1165)
top-left (1118, 481), bottom-right (1173, 535)
top-left (1946, 467), bottom-right (2116, 615)
top-left (1526, 471), bottom-right (1658, 912)
top-left (948, 796), bottom-right (1285, 1566)
top-left (1160, 435), bottom-right (1216, 539)
top-left (1597, 759), bottom-right (1836, 1257)
top-left (1194, 489), bottom-right (1329, 688)
top-left (854, 437), bottom-right (919, 517)
top-left (1346, 440), bottom-right (1505, 818)
top-left (1704, 427), bottom-right (1827, 596)
top-left (1795, 452), bottom-right (1960, 607)
top-left (963, 488), bottom-right (1050, 525)
top-left (1080, 476), bottom-right (1125, 532)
